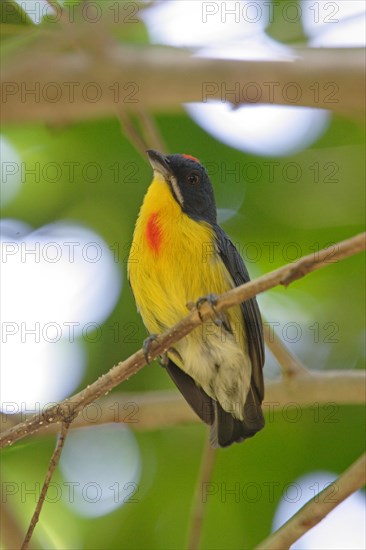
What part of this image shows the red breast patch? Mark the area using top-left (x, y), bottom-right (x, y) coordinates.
top-left (146, 212), bottom-right (162, 252)
top-left (182, 154), bottom-right (200, 164)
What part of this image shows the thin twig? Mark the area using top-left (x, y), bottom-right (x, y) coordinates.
top-left (255, 452), bottom-right (366, 550)
top-left (263, 322), bottom-right (309, 378)
top-left (21, 422), bottom-right (70, 550)
top-left (187, 440), bottom-right (217, 550)
top-left (118, 109), bottom-right (167, 159)
top-left (118, 109), bottom-right (149, 159)
top-left (0, 233), bottom-right (364, 449)
top-left (138, 109), bottom-right (167, 154)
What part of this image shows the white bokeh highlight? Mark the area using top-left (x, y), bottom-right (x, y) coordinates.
top-left (60, 424), bottom-right (141, 518)
top-left (185, 36), bottom-right (330, 157)
top-left (273, 471), bottom-right (366, 549)
top-left (1, 339), bottom-right (86, 412)
top-left (141, 0), bottom-right (269, 47)
top-left (302, 0), bottom-right (366, 46)
top-left (257, 291), bottom-right (332, 379)
top-left (142, 5), bottom-right (331, 157)
top-left (0, 220), bottom-right (122, 412)
top-left (187, 101), bottom-right (330, 158)
top-left (14, 0), bottom-right (55, 24)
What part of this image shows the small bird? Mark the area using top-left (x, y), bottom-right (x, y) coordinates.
top-left (128, 150), bottom-right (265, 447)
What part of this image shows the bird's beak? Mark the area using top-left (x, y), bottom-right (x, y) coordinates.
top-left (147, 149), bottom-right (173, 180)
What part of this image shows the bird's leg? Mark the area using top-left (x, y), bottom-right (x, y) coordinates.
top-left (143, 334), bottom-right (159, 364)
top-left (192, 293), bottom-right (230, 331)
top-left (195, 293), bottom-right (219, 321)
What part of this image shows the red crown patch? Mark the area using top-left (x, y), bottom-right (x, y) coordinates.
top-left (181, 154), bottom-right (200, 164)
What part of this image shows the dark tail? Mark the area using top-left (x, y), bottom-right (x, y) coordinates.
top-left (210, 386), bottom-right (265, 448)
top-left (165, 358), bottom-right (264, 448)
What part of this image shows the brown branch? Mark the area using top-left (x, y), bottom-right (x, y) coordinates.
top-left (21, 422), bottom-right (70, 550)
top-left (0, 233), bottom-right (364, 450)
top-left (137, 109), bottom-right (168, 154)
top-left (118, 109), bottom-right (149, 159)
top-left (264, 370), bottom-right (365, 407)
top-left (255, 452), bottom-right (366, 550)
top-left (1, 369), bottom-right (365, 437)
top-left (118, 108), bottom-right (167, 159)
top-left (263, 322), bottom-right (309, 378)
top-left (187, 441), bottom-right (217, 550)
top-left (2, 38), bottom-right (365, 123)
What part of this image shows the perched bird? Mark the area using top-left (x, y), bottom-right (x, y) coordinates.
top-left (128, 150), bottom-right (265, 447)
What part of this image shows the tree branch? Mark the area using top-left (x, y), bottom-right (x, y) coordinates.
top-left (21, 422), bottom-right (70, 550)
top-left (263, 323), bottom-right (309, 378)
top-left (255, 452), bottom-right (366, 550)
top-left (187, 441), bottom-right (217, 550)
top-left (137, 109), bottom-right (167, 154)
top-left (1, 370), bottom-right (364, 436)
top-left (117, 108), bottom-right (167, 160)
top-left (0, 233), bottom-right (364, 450)
top-left (2, 37), bottom-right (365, 123)
top-left (118, 109), bottom-right (149, 159)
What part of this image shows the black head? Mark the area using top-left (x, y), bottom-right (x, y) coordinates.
top-left (147, 150), bottom-right (217, 224)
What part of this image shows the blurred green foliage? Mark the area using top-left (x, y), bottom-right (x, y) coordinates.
top-left (1, 1), bottom-right (365, 549)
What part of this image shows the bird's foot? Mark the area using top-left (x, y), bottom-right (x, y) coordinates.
top-left (195, 293), bottom-right (222, 326)
top-left (143, 334), bottom-right (159, 363)
top-left (158, 351), bottom-right (169, 369)
top-left (187, 294), bottom-right (230, 330)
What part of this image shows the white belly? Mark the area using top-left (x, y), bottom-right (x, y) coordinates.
top-left (171, 321), bottom-right (252, 420)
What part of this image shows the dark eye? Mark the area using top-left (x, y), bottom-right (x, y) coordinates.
top-left (187, 171), bottom-right (200, 185)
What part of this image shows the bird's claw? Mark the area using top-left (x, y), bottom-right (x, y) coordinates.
top-left (143, 334), bottom-right (159, 363)
top-left (158, 351), bottom-right (169, 368)
top-left (195, 293), bottom-right (220, 324)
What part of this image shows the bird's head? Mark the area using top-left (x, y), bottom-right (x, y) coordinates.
top-left (147, 149), bottom-right (217, 224)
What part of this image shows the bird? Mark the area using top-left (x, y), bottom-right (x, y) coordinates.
top-left (128, 150), bottom-right (265, 447)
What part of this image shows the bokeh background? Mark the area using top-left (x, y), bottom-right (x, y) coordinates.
top-left (1, 1), bottom-right (365, 549)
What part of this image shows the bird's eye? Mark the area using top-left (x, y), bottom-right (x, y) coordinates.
top-left (187, 172), bottom-right (200, 185)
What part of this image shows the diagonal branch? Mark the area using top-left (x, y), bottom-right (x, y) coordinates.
top-left (137, 109), bottom-right (167, 154)
top-left (0, 232), bottom-right (364, 450)
top-left (263, 322), bottom-right (309, 378)
top-left (255, 452), bottom-right (366, 550)
top-left (21, 422), bottom-right (70, 550)
top-left (118, 109), bottom-right (149, 159)
top-left (117, 108), bottom-right (167, 160)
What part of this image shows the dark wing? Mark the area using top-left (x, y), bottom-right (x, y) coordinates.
top-left (164, 359), bottom-right (214, 425)
top-left (214, 225), bottom-right (264, 435)
top-left (213, 224), bottom-right (265, 401)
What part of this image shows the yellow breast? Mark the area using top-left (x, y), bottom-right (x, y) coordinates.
top-left (128, 175), bottom-right (237, 334)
